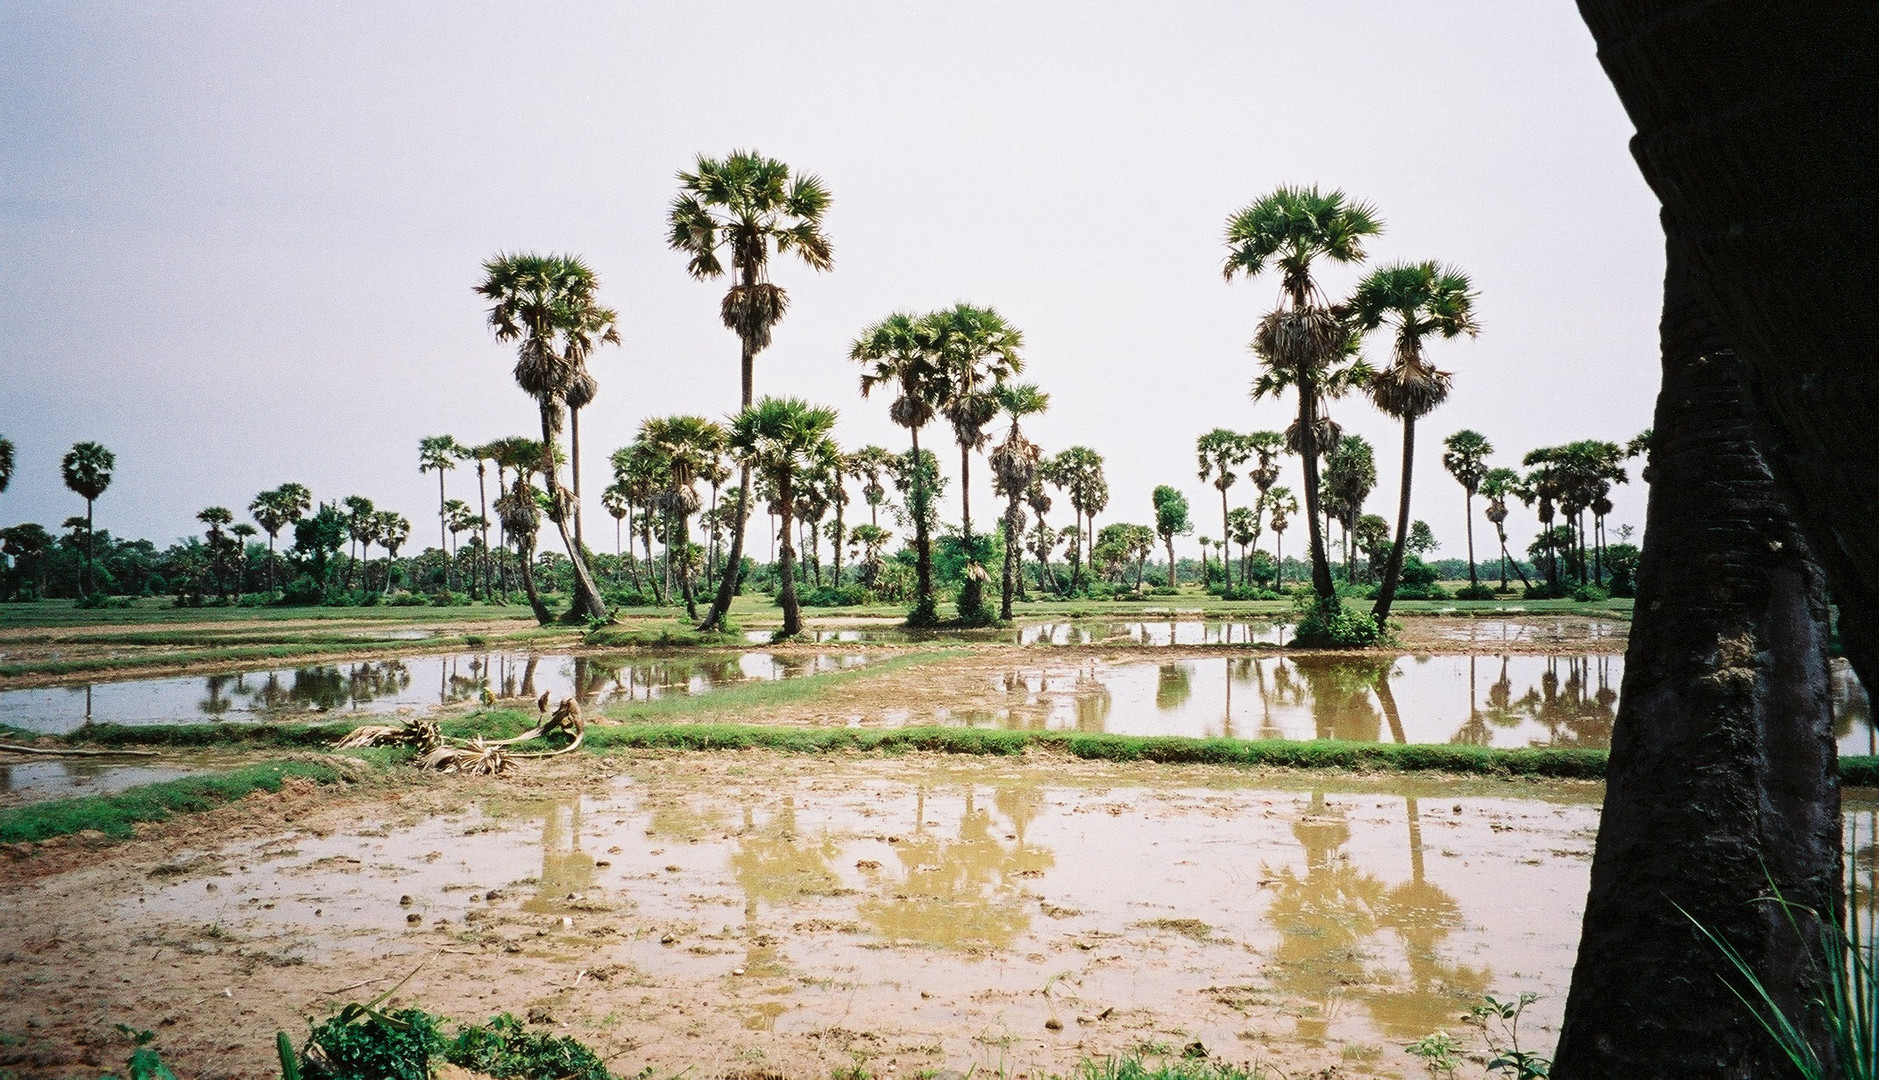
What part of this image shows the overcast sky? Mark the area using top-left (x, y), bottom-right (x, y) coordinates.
top-left (0, 2), bottom-right (1662, 566)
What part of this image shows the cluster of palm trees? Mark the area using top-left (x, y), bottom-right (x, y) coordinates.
top-left (0, 438), bottom-right (118, 599)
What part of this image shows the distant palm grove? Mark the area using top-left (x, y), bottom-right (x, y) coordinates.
top-left (0, 167), bottom-right (1643, 633)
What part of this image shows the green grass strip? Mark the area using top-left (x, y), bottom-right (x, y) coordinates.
top-left (0, 759), bottom-right (354, 844)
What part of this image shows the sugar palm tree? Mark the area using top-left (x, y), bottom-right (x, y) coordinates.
top-left (601, 483), bottom-right (630, 557)
top-left (495, 470), bottom-right (552, 625)
top-left (1226, 507), bottom-right (1257, 584)
top-left (927, 304), bottom-right (1024, 538)
top-left (1049, 447), bottom-right (1107, 591)
top-left (988, 382), bottom-right (1049, 620)
top-left (1225, 186), bottom-right (1382, 600)
top-left (1321, 434), bottom-right (1376, 581)
top-left (60, 441), bottom-right (114, 597)
top-left (1266, 487), bottom-right (1298, 586)
top-left (0, 435), bottom-right (13, 496)
top-left (640, 415), bottom-right (728, 620)
top-left (417, 435), bottom-right (462, 578)
top-left (853, 312), bottom-right (946, 624)
top-left (1478, 467), bottom-right (1527, 591)
top-left (374, 510), bottom-right (409, 592)
top-left (1354, 262), bottom-right (1479, 621)
top-left (474, 252), bottom-right (618, 621)
top-left (467, 442), bottom-right (500, 599)
top-left (1196, 430), bottom-right (1252, 587)
top-left (670, 150), bottom-right (833, 632)
top-left (728, 398), bottom-right (839, 638)
top-left (249, 483), bottom-right (309, 591)
top-left (1024, 477), bottom-right (1057, 594)
top-left (849, 445), bottom-right (895, 528)
top-left (1440, 430), bottom-right (1493, 589)
top-left (341, 495), bottom-right (376, 590)
top-left (563, 367), bottom-right (599, 549)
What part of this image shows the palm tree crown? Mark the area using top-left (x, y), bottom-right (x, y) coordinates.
top-left (1224, 185), bottom-right (1383, 304)
top-left (0, 435), bottom-right (13, 495)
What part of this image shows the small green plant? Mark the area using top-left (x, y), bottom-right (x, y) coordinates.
top-left (305, 1006), bottom-right (445, 1080)
top-left (1467, 994), bottom-right (1551, 1078)
top-left (447, 1012), bottom-right (612, 1080)
top-left (1072, 1054), bottom-right (1266, 1080)
top-left (1406, 1030), bottom-right (1464, 1079)
top-left (108, 1026), bottom-right (178, 1080)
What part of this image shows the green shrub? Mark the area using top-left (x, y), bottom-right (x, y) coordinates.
top-left (387, 592), bottom-right (429, 606)
top-left (306, 1007), bottom-right (445, 1080)
top-left (1289, 595), bottom-right (1392, 648)
top-left (447, 1013), bottom-right (612, 1080)
top-left (429, 590), bottom-right (469, 607)
top-left (799, 583), bottom-right (869, 607)
top-left (1571, 583), bottom-right (1611, 602)
top-left (1454, 583), bottom-right (1497, 601)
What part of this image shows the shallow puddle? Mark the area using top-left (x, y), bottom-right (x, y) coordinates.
top-left (879, 654), bottom-right (1874, 754)
top-left (0, 759), bottom-right (200, 805)
top-left (0, 650), bottom-right (871, 734)
top-left (1018, 620), bottom-right (1294, 646)
top-left (119, 763), bottom-right (1602, 1071)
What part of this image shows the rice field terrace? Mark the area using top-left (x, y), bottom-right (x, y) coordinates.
top-left (0, 607), bottom-right (1873, 1079)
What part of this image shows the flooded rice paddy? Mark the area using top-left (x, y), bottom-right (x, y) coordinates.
top-left (0, 757), bottom-right (1617, 1077)
top-left (0, 650), bottom-right (871, 735)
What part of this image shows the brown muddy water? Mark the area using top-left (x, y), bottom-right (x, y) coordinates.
top-left (0, 757), bottom-right (1616, 1078)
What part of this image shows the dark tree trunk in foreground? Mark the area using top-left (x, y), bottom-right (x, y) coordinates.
top-left (1553, 250), bottom-right (1842, 1078)
top-left (1575, 0), bottom-right (1876, 688)
top-left (1371, 415), bottom-right (1417, 623)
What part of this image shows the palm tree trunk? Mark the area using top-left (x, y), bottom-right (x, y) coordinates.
top-left (436, 470), bottom-right (448, 589)
top-left (1464, 491), bottom-right (1478, 586)
top-left (475, 464), bottom-right (491, 601)
top-left (1165, 538), bottom-right (1177, 587)
top-left (1000, 497), bottom-right (1019, 621)
top-left (910, 426), bottom-right (935, 624)
top-left (832, 500), bottom-right (846, 588)
top-left (514, 531), bottom-right (552, 625)
top-left (570, 406), bottom-right (585, 549)
top-left (84, 498), bottom-right (94, 597)
top-left (777, 478), bottom-right (801, 637)
top-left (1553, 249), bottom-right (1841, 1079)
top-left (697, 322), bottom-right (759, 632)
top-left (1372, 415), bottom-right (1419, 623)
top-left (959, 442), bottom-right (972, 538)
top-left (1220, 486), bottom-right (1233, 587)
top-left (538, 409), bottom-right (609, 622)
top-left (676, 515), bottom-right (697, 620)
top-left (1296, 385), bottom-right (1334, 600)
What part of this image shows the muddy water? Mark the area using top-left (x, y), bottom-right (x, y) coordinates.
top-left (0, 650), bottom-right (870, 735)
top-left (886, 654), bottom-right (1875, 754)
top-left (119, 762), bottom-right (1601, 1073)
top-left (0, 760), bottom-right (198, 804)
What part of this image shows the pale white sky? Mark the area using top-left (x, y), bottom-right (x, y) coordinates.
top-left (0, 2), bottom-right (1661, 564)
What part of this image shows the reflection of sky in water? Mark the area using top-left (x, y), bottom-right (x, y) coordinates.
top-left (1017, 620), bottom-right (1293, 646)
top-left (0, 650), bottom-right (869, 734)
top-left (900, 654), bottom-right (1873, 754)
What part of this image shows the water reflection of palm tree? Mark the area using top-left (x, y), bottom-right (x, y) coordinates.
top-left (1264, 793), bottom-right (1378, 1043)
top-left (500, 795), bottom-right (597, 916)
top-left (856, 783), bottom-right (1052, 950)
top-left (1155, 663), bottom-right (1193, 712)
top-left (1517, 655), bottom-right (1616, 748)
top-left (1074, 661), bottom-right (1111, 732)
top-left (1294, 656), bottom-right (1387, 742)
top-left (197, 674), bottom-right (236, 719)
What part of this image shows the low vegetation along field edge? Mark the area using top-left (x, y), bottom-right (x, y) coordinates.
top-left (9, 725), bottom-right (1879, 846)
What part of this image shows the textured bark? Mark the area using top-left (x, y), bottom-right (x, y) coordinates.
top-left (1371, 414), bottom-right (1417, 622)
top-left (1296, 376), bottom-right (1335, 599)
top-left (1552, 248), bottom-right (1841, 1078)
top-left (1576, 0), bottom-right (1877, 690)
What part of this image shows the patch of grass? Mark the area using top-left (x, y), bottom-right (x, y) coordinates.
top-left (0, 759), bottom-right (355, 844)
top-left (582, 622), bottom-right (745, 648)
top-left (54, 721), bottom-right (358, 748)
top-left (1075, 1053), bottom-right (1267, 1080)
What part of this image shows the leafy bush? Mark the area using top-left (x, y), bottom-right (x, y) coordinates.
top-left (278, 575), bottom-right (326, 605)
top-left (429, 590), bottom-right (469, 607)
top-left (1208, 584), bottom-right (1285, 601)
top-left (78, 593), bottom-right (136, 609)
top-left (387, 591), bottom-right (429, 607)
top-left (306, 1007), bottom-right (445, 1080)
top-left (1570, 583), bottom-right (1610, 602)
top-left (1454, 582), bottom-right (1497, 601)
top-left (799, 583), bottom-right (869, 607)
top-left (1289, 595), bottom-right (1392, 648)
top-left (447, 1013), bottom-right (612, 1080)
top-left (603, 589), bottom-right (658, 608)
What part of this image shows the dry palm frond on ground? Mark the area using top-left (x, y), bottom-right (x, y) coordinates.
top-left (333, 718), bottom-right (442, 753)
top-left (417, 738), bottom-right (511, 776)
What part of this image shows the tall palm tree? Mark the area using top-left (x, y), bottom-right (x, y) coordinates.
top-left (989, 382), bottom-right (1049, 620)
top-left (853, 312), bottom-right (945, 624)
top-left (927, 304), bottom-right (1024, 538)
top-left (1196, 429), bottom-right (1252, 586)
top-left (417, 435), bottom-right (462, 577)
top-left (373, 510), bottom-right (409, 592)
top-left (495, 466), bottom-right (553, 625)
top-left (563, 368), bottom-right (599, 550)
top-left (60, 441), bottom-right (114, 597)
top-left (1225, 186), bottom-right (1382, 600)
top-left (468, 442), bottom-right (500, 599)
top-left (1478, 467), bottom-right (1527, 592)
top-left (849, 445), bottom-right (895, 528)
top-left (1352, 262), bottom-right (1479, 621)
top-left (1320, 434), bottom-right (1376, 581)
top-left (197, 506), bottom-right (235, 599)
top-left (474, 252), bottom-right (618, 622)
top-left (640, 415), bottom-right (728, 620)
top-left (669, 150), bottom-right (833, 633)
top-left (1266, 487), bottom-right (1298, 585)
top-left (613, 441), bottom-right (669, 604)
top-left (341, 495), bottom-right (376, 590)
top-left (601, 483), bottom-right (630, 557)
top-left (1227, 506), bottom-right (1257, 584)
top-left (0, 435), bottom-right (13, 496)
top-left (1440, 430), bottom-right (1493, 589)
top-left (727, 398), bottom-right (839, 638)
top-left (249, 483), bottom-right (309, 592)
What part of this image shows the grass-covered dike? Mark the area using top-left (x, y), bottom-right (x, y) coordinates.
top-left (0, 757), bottom-right (356, 845)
